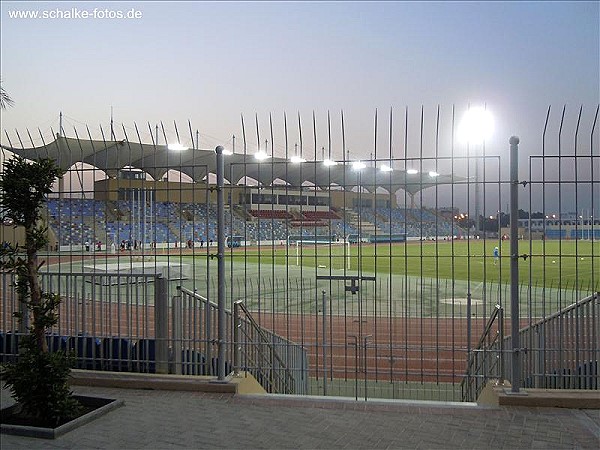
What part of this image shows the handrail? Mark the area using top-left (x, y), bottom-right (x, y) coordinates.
top-left (488, 290), bottom-right (599, 390)
top-left (516, 291), bottom-right (598, 331)
top-left (177, 286), bottom-right (219, 309)
top-left (474, 304), bottom-right (503, 352)
top-left (234, 300), bottom-right (297, 394)
top-left (461, 304), bottom-right (504, 402)
top-left (176, 286), bottom-right (299, 394)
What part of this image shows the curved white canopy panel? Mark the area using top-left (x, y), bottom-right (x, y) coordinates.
top-left (1, 136), bottom-right (465, 196)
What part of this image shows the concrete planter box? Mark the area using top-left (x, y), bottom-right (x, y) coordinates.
top-left (0, 395), bottom-right (124, 439)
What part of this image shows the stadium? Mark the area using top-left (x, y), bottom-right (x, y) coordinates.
top-left (1, 108), bottom-right (598, 402)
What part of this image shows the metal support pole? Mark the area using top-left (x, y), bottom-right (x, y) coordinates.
top-left (154, 275), bottom-right (169, 374)
top-left (233, 300), bottom-right (241, 377)
top-left (364, 335), bottom-right (372, 401)
top-left (466, 291), bottom-right (472, 385)
top-left (215, 145), bottom-right (226, 380)
top-left (498, 305), bottom-right (504, 385)
top-left (172, 293), bottom-right (183, 375)
top-left (475, 156), bottom-right (480, 234)
top-left (348, 335), bottom-right (359, 401)
top-left (322, 290), bottom-right (327, 396)
top-left (509, 136), bottom-right (521, 392)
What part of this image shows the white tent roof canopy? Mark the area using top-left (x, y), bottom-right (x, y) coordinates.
top-left (1, 136), bottom-right (464, 195)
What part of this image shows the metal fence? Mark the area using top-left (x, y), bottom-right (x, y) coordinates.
top-left (507, 291), bottom-right (599, 390)
top-left (462, 291), bottom-right (598, 402)
top-left (0, 271), bottom-right (308, 393)
top-left (1, 271), bottom-right (168, 373)
top-left (1, 105), bottom-right (598, 401)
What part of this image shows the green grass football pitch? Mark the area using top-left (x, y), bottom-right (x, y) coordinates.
top-left (164, 239), bottom-right (597, 317)
top-left (225, 240), bottom-right (599, 290)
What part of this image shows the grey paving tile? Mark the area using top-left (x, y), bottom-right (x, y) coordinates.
top-left (2, 385), bottom-right (600, 449)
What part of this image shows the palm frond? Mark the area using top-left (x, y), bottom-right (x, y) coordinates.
top-left (1, 83), bottom-right (15, 109)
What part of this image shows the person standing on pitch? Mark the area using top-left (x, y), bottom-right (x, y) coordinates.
top-left (493, 246), bottom-right (500, 265)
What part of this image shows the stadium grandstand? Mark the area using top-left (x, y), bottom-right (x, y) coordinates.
top-left (2, 134), bottom-right (469, 250)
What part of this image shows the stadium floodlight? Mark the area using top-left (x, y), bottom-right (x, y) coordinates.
top-left (323, 159), bottom-right (338, 167)
top-left (222, 148), bottom-right (233, 155)
top-left (254, 150), bottom-right (270, 161)
top-left (407, 169), bottom-right (418, 175)
top-left (458, 106), bottom-right (493, 235)
top-left (168, 143), bottom-right (189, 151)
top-left (352, 161), bottom-right (366, 171)
top-left (290, 155), bottom-right (306, 163)
top-left (380, 164), bottom-right (393, 172)
top-left (429, 171), bottom-right (439, 177)
top-left (458, 106), bottom-right (494, 144)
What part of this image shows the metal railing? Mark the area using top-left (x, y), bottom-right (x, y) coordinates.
top-left (461, 304), bottom-right (504, 402)
top-left (233, 300), bottom-right (307, 394)
top-left (0, 271), bottom-right (171, 373)
top-left (497, 291), bottom-right (599, 391)
top-left (463, 292), bottom-right (599, 402)
top-left (1, 272), bottom-right (308, 390)
top-left (174, 286), bottom-right (308, 393)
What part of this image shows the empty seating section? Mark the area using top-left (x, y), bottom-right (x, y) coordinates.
top-left (408, 208), bottom-right (438, 222)
top-left (55, 222), bottom-right (97, 246)
top-left (0, 331), bottom-right (229, 376)
top-left (332, 220), bottom-right (358, 237)
top-left (302, 210), bottom-right (341, 220)
top-left (47, 198), bottom-right (105, 220)
top-left (364, 207), bottom-right (460, 237)
top-left (153, 201), bottom-right (180, 219)
top-left (251, 220), bottom-right (288, 241)
top-left (152, 223), bottom-right (177, 243)
top-left (288, 210), bottom-right (342, 229)
top-left (47, 199), bottom-right (106, 245)
top-left (47, 197), bottom-right (467, 246)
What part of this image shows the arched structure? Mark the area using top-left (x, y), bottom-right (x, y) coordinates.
top-left (2, 135), bottom-right (465, 196)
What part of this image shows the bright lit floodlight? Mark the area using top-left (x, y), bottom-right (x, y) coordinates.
top-left (168, 143), bottom-right (189, 151)
top-left (458, 107), bottom-right (494, 144)
top-left (352, 161), bottom-right (367, 171)
top-left (222, 148), bottom-right (233, 155)
top-left (323, 159), bottom-right (338, 167)
top-left (290, 155), bottom-right (306, 163)
top-left (380, 164), bottom-right (393, 172)
top-left (254, 151), bottom-right (270, 161)
top-left (407, 169), bottom-right (418, 175)
top-left (429, 171), bottom-right (439, 177)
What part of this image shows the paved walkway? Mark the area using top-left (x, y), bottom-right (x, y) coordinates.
top-left (2, 386), bottom-right (599, 449)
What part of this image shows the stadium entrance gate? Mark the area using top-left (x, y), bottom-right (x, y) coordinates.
top-left (0, 106), bottom-right (598, 402)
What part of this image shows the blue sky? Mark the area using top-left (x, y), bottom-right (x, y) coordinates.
top-left (1, 1), bottom-right (599, 211)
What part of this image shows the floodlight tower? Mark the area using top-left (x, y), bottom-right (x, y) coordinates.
top-left (458, 107), bottom-right (494, 235)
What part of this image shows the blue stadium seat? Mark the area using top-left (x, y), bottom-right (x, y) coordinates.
top-left (74, 335), bottom-right (103, 370)
top-left (102, 337), bottom-right (134, 372)
top-left (134, 339), bottom-right (156, 373)
top-left (210, 357), bottom-right (232, 376)
top-left (180, 348), bottom-right (206, 375)
top-left (47, 334), bottom-right (69, 353)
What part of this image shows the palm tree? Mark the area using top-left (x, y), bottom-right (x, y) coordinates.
top-left (1, 82), bottom-right (14, 109)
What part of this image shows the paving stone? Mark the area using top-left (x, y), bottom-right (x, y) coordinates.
top-left (1, 385), bottom-right (599, 449)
